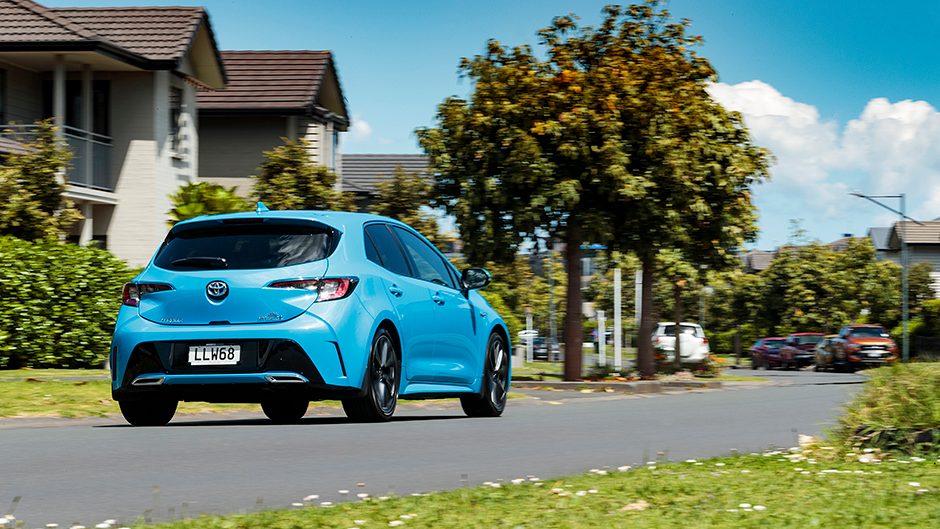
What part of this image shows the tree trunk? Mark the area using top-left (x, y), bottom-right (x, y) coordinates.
top-left (673, 282), bottom-right (683, 371)
top-left (637, 254), bottom-right (656, 379)
top-left (563, 217), bottom-right (583, 381)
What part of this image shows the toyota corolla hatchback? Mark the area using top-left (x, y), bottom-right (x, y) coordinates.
top-left (110, 207), bottom-right (511, 426)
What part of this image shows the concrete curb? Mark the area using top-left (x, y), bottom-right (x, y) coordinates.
top-left (510, 379), bottom-right (721, 394)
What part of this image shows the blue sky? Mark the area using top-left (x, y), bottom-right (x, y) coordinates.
top-left (46, 0), bottom-right (940, 249)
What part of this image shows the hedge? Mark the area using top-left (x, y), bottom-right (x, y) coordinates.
top-left (0, 236), bottom-right (138, 368)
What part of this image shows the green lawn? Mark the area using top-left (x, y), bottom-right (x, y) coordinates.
top-left (145, 454), bottom-right (939, 529)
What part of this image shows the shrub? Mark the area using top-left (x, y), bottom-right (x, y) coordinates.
top-left (168, 181), bottom-right (250, 225)
top-left (835, 363), bottom-right (940, 455)
top-left (0, 236), bottom-right (137, 368)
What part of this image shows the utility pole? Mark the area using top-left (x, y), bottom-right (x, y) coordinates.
top-left (850, 192), bottom-right (922, 361)
top-left (614, 268), bottom-right (622, 370)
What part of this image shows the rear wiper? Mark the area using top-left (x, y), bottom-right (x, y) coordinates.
top-left (171, 256), bottom-right (229, 269)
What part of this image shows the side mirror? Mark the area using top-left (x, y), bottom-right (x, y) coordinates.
top-left (461, 268), bottom-right (491, 290)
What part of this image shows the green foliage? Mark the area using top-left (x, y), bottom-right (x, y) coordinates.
top-left (369, 166), bottom-right (455, 252)
top-left (253, 138), bottom-right (356, 211)
top-left (0, 120), bottom-right (80, 240)
top-left (836, 363), bottom-right (940, 455)
top-left (0, 236), bottom-right (137, 368)
top-left (168, 181), bottom-right (251, 225)
top-left (418, 2), bottom-right (769, 379)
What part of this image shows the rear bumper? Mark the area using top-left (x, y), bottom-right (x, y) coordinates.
top-left (110, 308), bottom-right (366, 400)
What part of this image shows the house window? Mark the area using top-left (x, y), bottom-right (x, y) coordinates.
top-left (0, 69), bottom-right (6, 124)
top-left (41, 80), bottom-right (110, 136)
top-left (169, 87), bottom-right (183, 153)
top-left (331, 129), bottom-right (339, 170)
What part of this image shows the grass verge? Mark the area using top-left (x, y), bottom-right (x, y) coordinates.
top-left (142, 454), bottom-right (938, 529)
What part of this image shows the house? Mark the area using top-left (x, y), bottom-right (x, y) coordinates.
top-left (341, 153), bottom-right (428, 208)
top-left (740, 249), bottom-right (774, 273)
top-left (197, 50), bottom-right (349, 197)
top-left (0, 0), bottom-right (225, 265)
top-left (881, 221), bottom-right (940, 294)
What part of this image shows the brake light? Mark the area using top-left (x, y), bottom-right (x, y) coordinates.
top-left (702, 338), bottom-right (709, 344)
top-left (122, 283), bottom-right (173, 307)
top-left (269, 277), bottom-right (359, 302)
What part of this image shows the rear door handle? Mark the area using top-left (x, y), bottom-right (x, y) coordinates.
top-left (389, 285), bottom-right (403, 297)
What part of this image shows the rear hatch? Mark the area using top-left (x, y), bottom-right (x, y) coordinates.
top-left (136, 217), bottom-right (338, 325)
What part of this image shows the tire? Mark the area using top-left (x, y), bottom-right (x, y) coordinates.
top-left (813, 364), bottom-right (820, 372)
top-left (461, 332), bottom-right (509, 418)
top-left (343, 328), bottom-right (400, 422)
top-left (119, 398), bottom-right (178, 427)
top-left (261, 397), bottom-right (309, 424)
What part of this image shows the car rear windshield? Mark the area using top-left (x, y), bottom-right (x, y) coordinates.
top-left (154, 224), bottom-right (335, 270)
top-left (659, 325), bottom-right (702, 337)
top-left (794, 335), bottom-right (823, 345)
top-left (849, 327), bottom-right (889, 338)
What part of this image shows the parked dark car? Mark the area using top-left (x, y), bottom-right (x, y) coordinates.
top-left (829, 324), bottom-right (898, 371)
top-left (779, 332), bottom-right (824, 369)
top-left (813, 334), bottom-right (840, 371)
top-left (749, 337), bottom-right (786, 369)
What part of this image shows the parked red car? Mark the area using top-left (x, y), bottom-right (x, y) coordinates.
top-left (779, 332), bottom-right (825, 369)
top-left (749, 337), bottom-right (787, 369)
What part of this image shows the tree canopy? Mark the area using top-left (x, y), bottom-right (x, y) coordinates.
top-left (253, 138), bottom-right (355, 211)
top-left (418, 2), bottom-right (769, 379)
top-left (0, 120), bottom-right (81, 240)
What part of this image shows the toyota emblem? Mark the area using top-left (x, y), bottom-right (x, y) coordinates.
top-left (206, 280), bottom-right (229, 300)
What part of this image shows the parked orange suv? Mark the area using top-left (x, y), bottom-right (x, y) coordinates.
top-left (829, 324), bottom-right (898, 372)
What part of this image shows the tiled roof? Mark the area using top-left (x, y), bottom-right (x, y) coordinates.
top-left (50, 6), bottom-right (206, 62)
top-left (890, 221), bottom-right (940, 246)
top-left (341, 154), bottom-right (429, 195)
top-left (0, 0), bottom-right (97, 43)
top-left (197, 51), bottom-right (332, 110)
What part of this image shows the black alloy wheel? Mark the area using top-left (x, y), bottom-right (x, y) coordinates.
top-left (343, 328), bottom-right (399, 422)
top-left (461, 332), bottom-right (509, 417)
top-left (261, 397), bottom-right (309, 424)
top-left (119, 398), bottom-right (178, 427)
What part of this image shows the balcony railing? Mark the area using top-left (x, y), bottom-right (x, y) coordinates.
top-left (0, 124), bottom-right (114, 192)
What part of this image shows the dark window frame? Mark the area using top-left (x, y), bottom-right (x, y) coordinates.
top-left (363, 222), bottom-right (413, 277)
top-left (389, 225), bottom-right (458, 290)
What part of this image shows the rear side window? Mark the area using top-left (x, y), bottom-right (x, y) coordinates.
top-left (391, 226), bottom-right (456, 289)
top-left (364, 224), bottom-right (411, 276)
top-left (155, 224), bottom-right (334, 270)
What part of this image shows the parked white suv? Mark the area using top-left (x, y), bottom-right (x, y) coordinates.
top-left (652, 322), bottom-right (710, 364)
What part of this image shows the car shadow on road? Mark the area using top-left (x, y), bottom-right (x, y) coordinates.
top-left (95, 414), bottom-right (469, 428)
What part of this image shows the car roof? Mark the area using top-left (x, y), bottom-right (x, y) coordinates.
top-left (172, 209), bottom-right (406, 233)
top-left (656, 322), bottom-right (702, 326)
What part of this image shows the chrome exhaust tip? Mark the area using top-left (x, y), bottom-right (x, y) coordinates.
top-left (265, 374), bottom-right (306, 384)
top-left (131, 376), bottom-right (165, 386)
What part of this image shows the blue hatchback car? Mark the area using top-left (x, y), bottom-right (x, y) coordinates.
top-left (110, 208), bottom-right (511, 426)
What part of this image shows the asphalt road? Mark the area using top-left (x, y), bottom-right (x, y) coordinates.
top-left (2, 369), bottom-right (865, 526)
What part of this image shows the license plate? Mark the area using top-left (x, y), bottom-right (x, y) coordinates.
top-left (188, 344), bottom-right (241, 366)
top-left (867, 352), bottom-right (881, 358)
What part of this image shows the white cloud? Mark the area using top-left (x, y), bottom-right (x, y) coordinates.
top-left (707, 81), bottom-right (940, 243)
top-left (347, 113), bottom-right (372, 142)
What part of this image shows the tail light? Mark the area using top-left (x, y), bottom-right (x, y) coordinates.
top-left (702, 338), bottom-right (709, 344)
top-left (122, 283), bottom-right (173, 307)
top-left (269, 277), bottom-right (359, 302)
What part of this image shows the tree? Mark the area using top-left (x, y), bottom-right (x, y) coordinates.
top-left (369, 166), bottom-right (455, 252)
top-left (0, 120), bottom-right (81, 240)
top-left (168, 181), bottom-right (250, 225)
top-left (420, 3), bottom-right (767, 380)
top-left (253, 138), bottom-right (355, 211)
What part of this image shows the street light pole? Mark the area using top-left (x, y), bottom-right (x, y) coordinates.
top-left (850, 192), bottom-right (923, 362)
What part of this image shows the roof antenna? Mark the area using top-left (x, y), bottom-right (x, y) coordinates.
top-left (256, 202), bottom-right (269, 214)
